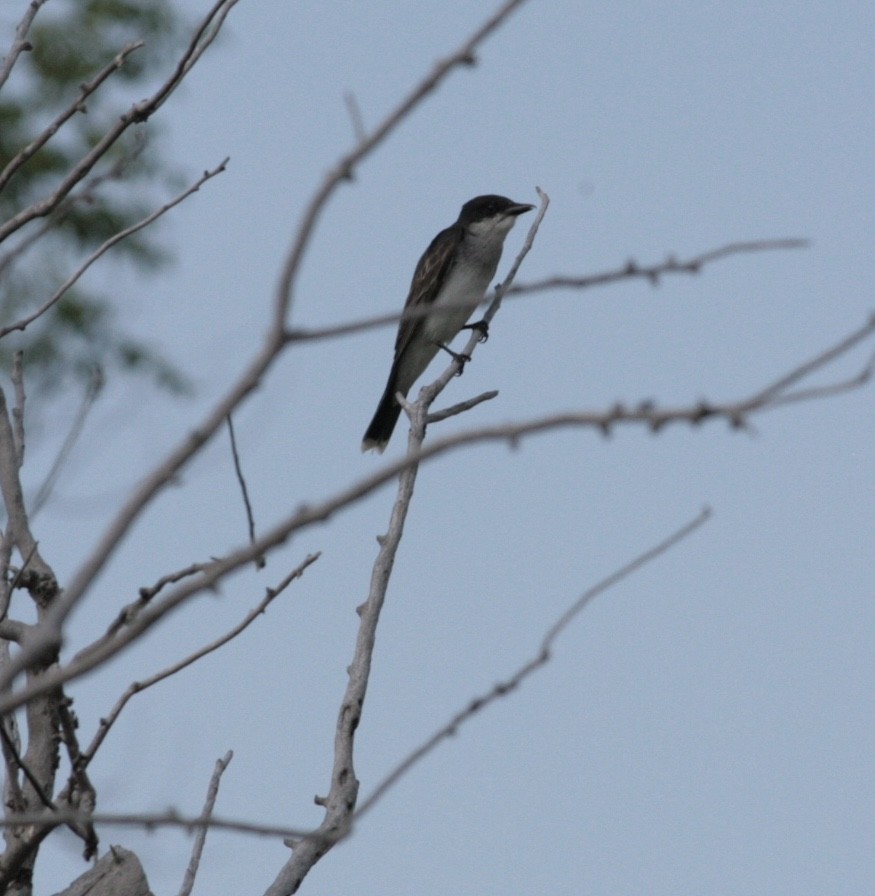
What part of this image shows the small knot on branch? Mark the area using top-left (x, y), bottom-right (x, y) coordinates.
top-left (691, 401), bottom-right (713, 423)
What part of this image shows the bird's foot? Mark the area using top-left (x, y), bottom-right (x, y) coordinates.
top-left (462, 319), bottom-right (489, 342)
top-left (438, 343), bottom-right (471, 375)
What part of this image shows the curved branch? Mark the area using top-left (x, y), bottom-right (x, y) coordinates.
top-left (0, 41), bottom-right (144, 195)
top-left (283, 237), bottom-right (809, 345)
top-left (508, 238), bottom-right (809, 295)
top-left (0, 160), bottom-right (228, 339)
top-left (355, 507), bottom-right (712, 819)
top-left (0, 1), bottom-right (237, 244)
top-left (0, 0), bottom-right (49, 92)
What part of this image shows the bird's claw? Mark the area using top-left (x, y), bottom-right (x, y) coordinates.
top-left (463, 319), bottom-right (489, 342)
top-left (438, 343), bottom-right (471, 374)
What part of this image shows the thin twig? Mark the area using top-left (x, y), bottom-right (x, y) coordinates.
top-left (0, 161), bottom-right (229, 338)
top-left (356, 507), bottom-right (712, 818)
top-left (0, 141), bottom-right (146, 282)
top-left (482, 185), bottom-right (550, 324)
top-left (31, 366), bottom-right (104, 517)
top-left (11, 352), bottom-right (25, 469)
top-left (102, 562), bottom-right (211, 641)
top-left (343, 91), bottom-right (366, 143)
top-left (80, 555), bottom-right (319, 768)
top-left (0, 807), bottom-right (308, 840)
top-left (508, 238), bottom-right (810, 295)
top-left (427, 390), bottom-right (499, 423)
top-left (764, 349), bottom-right (875, 407)
top-left (0, 1), bottom-right (238, 244)
top-left (177, 751), bottom-right (233, 896)
top-left (749, 314), bottom-right (875, 404)
top-left (0, 0), bottom-right (49, 92)
top-left (0, 41), bottom-right (145, 195)
top-left (56, 698), bottom-right (99, 858)
top-left (0, 725), bottom-right (55, 812)
top-left (226, 414), bottom-right (262, 568)
top-left (283, 237), bottom-right (808, 345)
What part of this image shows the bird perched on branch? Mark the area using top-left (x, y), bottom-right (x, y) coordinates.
top-left (362, 194), bottom-right (533, 452)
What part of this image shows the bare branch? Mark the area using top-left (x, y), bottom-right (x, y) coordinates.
top-left (0, 0), bottom-right (49, 92)
top-left (283, 236), bottom-right (808, 345)
top-left (56, 699), bottom-right (98, 859)
top-left (748, 314), bottom-right (875, 404)
top-left (427, 390), bottom-right (499, 423)
top-left (269, 414), bottom-right (424, 888)
top-left (0, 808), bottom-right (309, 841)
top-left (760, 349), bottom-right (875, 407)
top-left (0, 1), bottom-right (238, 244)
top-left (0, 118), bottom-right (146, 279)
top-left (355, 507), bottom-right (712, 818)
top-left (0, 711), bottom-right (25, 811)
top-left (0, 724), bottom-right (54, 812)
top-left (31, 366), bottom-right (104, 517)
top-left (80, 554), bottom-right (319, 769)
top-left (0, 41), bottom-right (145, 195)
top-left (102, 562), bottom-right (211, 642)
top-left (2, 310), bottom-right (872, 713)
top-left (226, 414), bottom-right (262, 568)
top-left (342, 91), bottom-right (366, 144)
top-left (0, 160), bottom-right (229, 339)
top-left (0, 673), bottom-right (64, 888)
top-left (0, 387), bottom-right (55, 591)
top-left (508, 238), bottom-right (810, 295)
top-left (177, 751), bottom-right (233, 896)
top-left (10, 354), bottom-right (25, 469)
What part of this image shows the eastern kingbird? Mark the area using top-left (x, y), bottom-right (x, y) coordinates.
top-left (361, 194), bottom-right (534, 452)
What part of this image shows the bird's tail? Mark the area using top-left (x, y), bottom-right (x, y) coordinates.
top-left (361, 365), bottom-right (405, 453)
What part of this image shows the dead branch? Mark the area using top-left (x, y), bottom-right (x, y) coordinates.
top-left (355, 507), bottom-right (712, 819)
top-left (177, 751), bottom-right (233, 896)
top-left (78, 555), bottom-right (319, 769)
top-left (283, 237), bottom-right (809, 345)
top-left (507, 238), bottom-right (809, 295)
top-left (0, 160), bottom-right (229, 339)
top-left (0, 41), bottom-right (145, 195)
top-left (0, 0), bottom-right (49, 92)
top-left (0, 1), bottom-right (238, 245)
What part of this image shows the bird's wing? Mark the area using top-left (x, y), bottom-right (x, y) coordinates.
top-left (394, 224), bottom-right (462, 357)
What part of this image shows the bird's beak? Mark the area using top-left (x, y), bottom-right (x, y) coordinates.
top-left (506, 203), bottom-right (535, 217)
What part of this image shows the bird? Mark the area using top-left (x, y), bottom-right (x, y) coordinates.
top-left (361, 194), bottom-right (534, 452)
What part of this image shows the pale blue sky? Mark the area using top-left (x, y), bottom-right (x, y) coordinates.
top-left (24, 1), bottom-right (875, 893)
